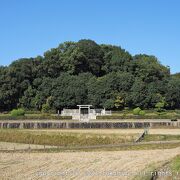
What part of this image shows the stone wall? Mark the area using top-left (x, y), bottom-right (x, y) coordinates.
top-left (0, 121), bottom-right (180, 129)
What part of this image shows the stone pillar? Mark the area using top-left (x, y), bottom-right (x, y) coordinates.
top-left (19, 123), bottom-right (23, 129)
top-left (79, 107), bottom-right (81, 121)
top-left (88, 106), bottom-right (90, 120)
top-left (34, 123), bottom-right (38, 129)
top-left (132, 123), bottom-right (135, 129)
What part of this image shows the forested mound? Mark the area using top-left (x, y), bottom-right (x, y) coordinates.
top-left (0, 39), bottom-right (180, 111)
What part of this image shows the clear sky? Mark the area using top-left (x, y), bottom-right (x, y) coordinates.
top-left (0, 0), bottom-right (179, 73)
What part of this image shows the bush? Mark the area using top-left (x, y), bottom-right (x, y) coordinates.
top-left (96, 114), bottom-right (180, 120)
top-left (157, 111), bottom-right (167, 116)
top-left (25, 110), bottom-right (41, 114)
top-left (11, 108), bottom-right (25, 117)
top-left (175, 110), bottom-right (180, 114)
top-left (133, 107), bottom-right (141, 115)
top-left (139, 110), bottom-right (145, 116)
top-left (155, 101), bottom-right (166, 112)
top-left (0, 115), bottom-right (72, 120)
top-left (41, 104), bottom-right (50, 113)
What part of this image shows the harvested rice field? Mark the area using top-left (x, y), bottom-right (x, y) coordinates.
top-left (0, 128), bottom-right (180, 179)
top-left (0, 147), bottom-right (180, 180)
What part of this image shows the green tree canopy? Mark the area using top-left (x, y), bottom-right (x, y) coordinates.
top-left (0, 39), bottom-right (179, 111)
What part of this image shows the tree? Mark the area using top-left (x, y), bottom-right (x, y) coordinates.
top-left (0, 39), bottom-right (179, 111)
top-left (155, 101), bottom-right (165, 112)
top-left (101, 45), bottom-right (132, 73)
top-left (165, 77), bottom-right (180, 109)
top-left (19, 86), bottom-right (37, 109)
top-left (103, 99), bottom-right (115, 109)
top-left (127, 79), bottom-right (147, 108)
top-left (77, 39), bottom-right (104, 76)
top-left (114, 96), bottom-right (124, 109)
top-left (87, 75), bottom-right (115, 108)
top-left (132, 54), bottom-right (170, 82)
top-left (41, 103), bottom-right (50, 113)
top-left (51, 73), bottom-right (91, 110)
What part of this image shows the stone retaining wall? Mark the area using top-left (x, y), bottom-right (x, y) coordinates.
top-left (0, 121), bottom-right (180, 129)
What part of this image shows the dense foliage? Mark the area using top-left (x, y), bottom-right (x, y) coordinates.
top-left (10, 108), bottom-right (25, 117)
top-left (0, 39), bottom-right (179, 111)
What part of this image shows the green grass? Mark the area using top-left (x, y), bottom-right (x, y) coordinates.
top-left (133, 155), bottom-right (180, 180)
top-left (1, 131), bottom-right (180, 152)
top-left (170, 155), bottom-right (180, 171)
top-left (143, 134), bottom-right (180, 142)
top-left (0, 114), bottom-right (72, 120)
top-left (1, 130), bottom-right (180, 150)
top-left (97, 114), bottom-right (180, 119)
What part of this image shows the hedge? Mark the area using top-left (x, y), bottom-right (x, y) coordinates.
top-left (0, 115), bottom-right (72, 120)
top-left (24, 110), bottom-right (57, 114)
top-left (11, 108), bottom-right (25, 117)
top-left (96, 115), bottom-right (180, 120)
top-left (133, 107), bottom-right (142, 115)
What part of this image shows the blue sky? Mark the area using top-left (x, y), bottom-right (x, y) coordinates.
top-left (0, 0), bottom-right (179, 73)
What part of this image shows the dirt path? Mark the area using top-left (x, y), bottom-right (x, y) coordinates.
top-left (148, 129), bottom-right (180, 135)
top-left (0, 147), bottom-right (180, 180)
top-left (23, 128), bottom-right (143, 135)
top-left (24, 128), bottom-right (180, 135)
top-left (0, 142), bottom-right (57, 150)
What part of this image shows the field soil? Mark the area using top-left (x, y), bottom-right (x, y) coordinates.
top-left (0, 129), bottom-right (180, 179)
top-left (0, 147), bottom-right (180, 180)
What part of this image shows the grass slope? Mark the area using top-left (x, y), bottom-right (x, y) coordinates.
top-left (0, 129), bottom-right (137, 146)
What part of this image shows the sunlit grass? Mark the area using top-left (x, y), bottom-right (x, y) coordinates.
top-left (0, 129), bottom-right (137, 146)
top-left (143, 134), bottom-right (180, 142)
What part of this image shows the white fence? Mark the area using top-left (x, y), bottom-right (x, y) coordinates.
top-left (61, 108), bottom-right (111, 120)
top-left (61, 109), bottom-right (79, 115)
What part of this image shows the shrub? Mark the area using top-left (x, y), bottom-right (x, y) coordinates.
top-left (114, 96), bottom-right (124, 109)
top-left (41, 104), bottom-right (50, 113)
top-left (139, 110), bottom-right (145, 116)
top-left (155, 101), bottom-right (166, 112)
top-left (157, 111), bottom-right (167, 116)
top-left (133, 107), bottom-right (141, 115)
top-left (0, 115), bottom-right (72, 120)
top-left (96, 114), bottom-right (180, 120)
top-left (175, 110), bottom-right (180, 114)
top-left (10, 108), bottom-right (25, 117)
top-left (25, 110), bottom-right (41, 114)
